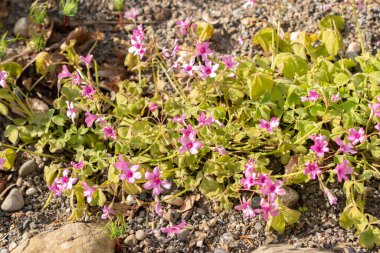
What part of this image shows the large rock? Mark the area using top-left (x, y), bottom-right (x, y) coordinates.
top-left (11, 223), bottom-right (115, 253)
top-left (1, 188), bottom-right (24, 212)
top-left (280, 186), bottom-right (299, 208)
top-left (19, 160), bottom-right (37, 177)
top-left (253, 244), bottom-right (332, 252)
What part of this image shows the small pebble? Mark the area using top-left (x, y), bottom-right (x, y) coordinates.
top-left (135, 230), bottom-right (146, 241)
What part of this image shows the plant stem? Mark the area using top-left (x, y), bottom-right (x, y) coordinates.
top-left (64, 15), bottom-right (69, 28)
top-left (118, 11), bottom-right (123, 31)
top-left (352, 0), bottom-right (366, 54)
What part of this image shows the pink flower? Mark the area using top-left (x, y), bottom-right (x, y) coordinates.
top-left (369, 97), bottom-right (380, 118)
top-left (347, 128), bottom-right (366, 145)
top-left (301, 90), bottom-right (320, 102)
top-left (324, 188), bottom-right (337, 205)
top-left (173, 114), bottom-right (187, 125)
top-left (149, 102), bottom-right (158, 113)
top-left (259, 117), bottom-right (279, 133)
top-left (85, 111), bottom-right (98, 128)
top-left (81, 84), bottom-right (96, 98)
top-left (71, 160), bottom-right (84, 170)
top-left (48, 182), bottom-right (63, 197)
top-left (82, 181), bottom-right (96, 203)
top-left (177, 18), bottom-right (192, 36)
top-left (182, 59), bottom-right (197, 77)
top-left (101, 205), bottom-right (116, 219)
top-left (213, 146), bottom-right (227, 156)
top-left (79, 54), bottom-right (93, 66)
top-left (198, 112), bottom-right (215, 127)
top-left (96, 117), bottom-right (107, 127)
top-left (72, 71), bottom-right (82, 85)
top-left (178, 137), bottom-right (203, 154)
top-left (128, 25), bottom-right (146, 59)
top-left (259, 198), bottom-right (279, 220)
top-left (238, 36), bottom-right (246, 46)
top-left (256, 173), bottom-right (270, 186)
top-left (357, 0), bottom-right (364, 11)
top-left (261, 178), bottom-right (286, 201)
top-left (243, 0), bottom-right (257, 8)
top-left (234, 198), bottom-right (259, 220)
top-left (161, 221), bottom-right (188, 238)
top-left (143, 167), bottom-right (171, 197)
top-left (244, 159), bottom-right (255, 173)
top-left (0, 71), bottom-right (8, 88)
top-left (334, 138), bottom-right (357, 154)
top-left (335, 159), bottom-right (353, 182)
top-left (54, 169), bottom-right (78, 191)
top-left (155, 201), bottom-right (163, 217)
top-left (195, 41), bottom-right (213, 61)
top-left (114, 155), bottom-right (142, 183)
top-left (310, 134), bottom-right (329, 157)
top-left (124, 8), bottom-right (139, 20)
top-left (180, 124), bottom-right (197, 139)
top-left (222, 55), bottom-right (239, 70)
top-left (198, 59), bottom-right (219, 79)
top-left (375, 123), bottom-right (380, 132)
top-left (103, 126), bottom-right (117, 140)
top-left (322, 3), bottom-right (334, 11)
top-left (66, 101), bottom-right (77, 124)
top-left (303, 162), bottom-right (321, 180)
top-left (0, 158), bottom-right (5, 170)
top-left (240, 170), bottom-right (256, 190)
top-left (330, 93), bottom-right (340, 102)
top-left (58, 65), bottom-right (71, 79)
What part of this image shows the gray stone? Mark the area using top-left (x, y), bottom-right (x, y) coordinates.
top-left (280, 186), bottom-right (300, 207)
top-left (11, 223), bottom-right (115, 253)
top-left (214, 249), bottom-right (228, 253)
top-left (254, 222), bottom-right (263, 231)
top-left (1, 188), bottom-right (24, 212)
top-left (16, 178), bottom-right (23, 187)
top-left (0, 249), bottom-right (9, 253)
top-left (13, 17), bottom-right (28, 37)
top-left (135, 230), bottom-right (146, 241)
top-left (124, 234), bottom-right (138, 247)
top-left (220, 232), bottom-right (234, 244)
top-left (251, 195), bottom-right (261, 208)
top-left (25, 188), bottom-right (37, 196)
top-left (19, 160), bottom-right (37, 177)
top-left (176, 229), bottom-right (190, 241)
top-left (253, 243), bottom-right (332, 252)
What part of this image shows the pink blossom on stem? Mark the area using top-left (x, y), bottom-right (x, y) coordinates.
top-left (149, 102), bottom-right (158, 113)
top-left (52, 169), bottom-right (78, 195)
top-left (143, 167), bottom-right (171, 197)
top-left (261, 178), bottom-right (286, 201)
top-left (198, 59), bottom-right (219, 79)
top-left (335, 159), bottom-right (353, 182)
top-left (81, 84), bottom-right (96, 98)
top-left (0, 158), bottom-right (5, 170)
top-left (238, 36), bottom-right (246, 46)
top-left (173, 114), bottom-right (187, 125)
top-left (347, 128), bottom-right (366, 145)
top-left (195, 41), bottom-right (213, 61)
top-left (240, 170), bottom-right (257, 190)
top-left (155, 200), bottom-right (163, 217)
top-left (303, 162), bottom-right (321, 180)
top-left (66, 101), bottom-right (77, 124)
top-left (180, 124), bottom-right (197, 139)
top-left (114, 155), bottom-right (142, 183)
top-left (128, 25), bottom-right (146, 59)
top-left (177, 17), bottom-right (192, 36)
top-left (334, 138), bottom-right (356, 154)
top-left (79, 54), bottom-right (93, 66)
top-left (161, 221), bottom-right (188, 238)
top-left (96, 117), bottom-right (107, 127)
top-left (181, 59), bottom-right (197, 77)
top-left (71, 160), bottom-right (84, 170)
top-left (330, 93), bottom-right (340, 102)
top-left (124, 8), bottom-right (139, 20)
top-left (101, 205), bottom-right (116, 219)
top-left (310, 134), bottom-right (329, 157)
top-left (72, 71), bottom-right (82, 85)
top-left (259, 117), bottom-right (279, 133)
top-left (85, 111), bottom-right (98, 128)
top-left (244, 159), bottom-right (255, 173)
top-left (48, 182), bottom-right (63, 197)
top-left (301, 90), bottom-right (320, 102)
top-left (0, 71), bottom-right (8, 88)
top-left (82, 181), bottom-right (96, 203)
top-left (58, 65), bottom-right (71, 79)
top-left (198, 112), bottom-right (215, 127)
top-left (369, 97), bottom-right (380, 118)
top-left (256, 173), bottom-right (270, 186)
top-left (222, 55), bottom-right (239, 70)
top-left (259, 198), bottom-right (279, 220)
top-left (234, 198), bottom-right (259, 220)
top-left (178, 136), bottom-right (203, 154)
top-left (103, 126), bottom-right (117, 140)
top-left (213, 146), bottom-right (227, 156)
top-left (324, 188), bottom-right (337, 205)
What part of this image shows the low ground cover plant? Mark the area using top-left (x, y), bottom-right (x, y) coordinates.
top-left (0, 0), bottom-right (379, 249)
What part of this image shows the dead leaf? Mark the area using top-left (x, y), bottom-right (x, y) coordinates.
top-left (163, 196), bottom-right (184, 207)
top-left (179, 194), bottom-right (200, 213)
top-left (27, 98), bottom-right (49, 113)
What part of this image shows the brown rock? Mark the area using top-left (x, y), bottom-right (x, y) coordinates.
top-left (253, 244), bottom-right (332, 252)
top-left (11, 223), bottom-right (115, 253)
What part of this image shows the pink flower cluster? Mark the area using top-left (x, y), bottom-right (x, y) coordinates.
top-left (310, 134), bottom-right (329, 157)
top-left (237, 159), bottom-right (284, 220)
top-left (0, 70), bottom-right (8, 88)
top-left (178, 124), bottom-right (203, 154)
top-left (177, 18), bottom-right (194, 36)
top-left (143, 167), bottom-right (171, 197)
top-left (301, 90), bottom-right (320, 103)
top-left (161, 220), bottom-right (188, 237)
top-left (48, 169), bottom-right (77, 197)
top-left (114, 155), bottom-right (142, 183)
top-left (197, 112), bottom-right (223, 127)
top-left (259, 117), bottom-right (279, 133)
top-left (128, 25), bottom-right (146, 59)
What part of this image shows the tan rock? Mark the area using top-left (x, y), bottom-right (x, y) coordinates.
top-left (253, 244), bottom-right (332, 253)
top-left (11, 223), bottom-right (115, 253)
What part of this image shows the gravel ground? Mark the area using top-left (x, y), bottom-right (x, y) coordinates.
top-left (0, 0), bottom-right (380, 252)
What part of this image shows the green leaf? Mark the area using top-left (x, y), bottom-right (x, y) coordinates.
top-left (358, 226), bottom-right (379, 249)
top-left (200, 176), bottom-right (223, 199)
top-left (108, 165), bottom-right (120, 183)
top-left (0, 62), bottom-right (23, 79)
top-left (319, 29), bottom-right (344, 56)
top-left (349, 206), bottom-right (368, 232)
top-left (0, 149), bottom-right (16, 170)
top-left (44, 164), bottom-right (59, 185)
top-left (92, 189), bottom-right (107, 207)
top-left (196, 22), bottom-right (214, 42)
top-left (0, 102), bottom-right (8, 116)
top-left (275, 53), bottom-right (309, 79)
top-left (339, 208), bottom-right (353, 229)
top-left (279, 204), bottom-right (301, 225)
top-left (270, 214), bottom-right (286, 233)
top-left (4, 125), bottom-right (19, 144)
top-left (318, 15), bottom-right (345, 30)
top-left (35, 52), bottom-right (50, 75)
top-left (334, 73), bottom-right (350, 85)
top-left (247, 73), bottom-right (273, 99)
top-left (52, 114), bottom-right (67, 126)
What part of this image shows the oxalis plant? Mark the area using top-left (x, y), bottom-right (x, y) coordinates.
top-left (0, 3), bottom-right (380, 250)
